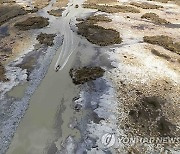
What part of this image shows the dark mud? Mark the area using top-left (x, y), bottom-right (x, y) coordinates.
top-left (128, 96), bottom-right (176, 137)
top-left (14, 17), bottom-right (49, 30)
top-left (83, 3), bottom-right (140, 13)
top-left (77, 21), bottom-right (122, 46)
top-left (141, 13), bottom-right (170, 24)
top-left (0, 4), bottom-right (27, 26)
top-left (130, 2), bottom-right (163, 9)
top-left (47, 9), bottom-right (64, 17)
top-left (37, 33), bottom-right (56, 46)
top-left (69, 67), bottom-right (105, 85)
top-left (144, 35), bottom-right (180, 55)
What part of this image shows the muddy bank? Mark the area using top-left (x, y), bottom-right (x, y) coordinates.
top-left (47, 9), bottom-right (64, 17)
top-left (141, 13), bottom-right (170, 24)
top-left (37, 33), bottom-right (56, 46)
top-left (144, 35), bottom-right (180, 55)
top-left (14, 16), bottom-right (49, 30)
top-left (83, 3), bottom-right (140, 13)
top-left (70, 66), bottom-right (105, 85)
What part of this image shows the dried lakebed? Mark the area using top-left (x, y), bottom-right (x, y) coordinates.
top-left (0, 0), bottom-right (180, 154)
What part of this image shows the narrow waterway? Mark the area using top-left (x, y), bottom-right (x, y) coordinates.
top-left (7, 0), bottom-right (89, 153)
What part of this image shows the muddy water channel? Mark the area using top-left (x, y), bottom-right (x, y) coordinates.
top-left (6, 0), bottom-right (95, 153)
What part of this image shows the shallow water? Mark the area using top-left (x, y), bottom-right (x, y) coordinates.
top-left (6, 0), bottom-right (90, 153)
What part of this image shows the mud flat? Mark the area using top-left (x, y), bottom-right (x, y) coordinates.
top-left (14, 16), bottom-right (49, 30)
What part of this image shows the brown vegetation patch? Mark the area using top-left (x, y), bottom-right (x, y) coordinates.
top-left (14, 17), bottom-right (49, 30)
top-left (144, 35), bottom-right (180, 55)
top-left (151, 49), bottom-right (171, 60)
top-left (32, 0), bottom-right (50, 9)
top-left (83, 3), bottom-right (140, 13)
top-left (0, 0), bottom-right (15, 4)
top-left (37, 33), bottom-right (56, 46)
top-left (0, 62), bottom-right (8, 82)
top-left (0, 4), bottom-right (27, 26)
top-left (47, 9), bottom-right (64, 17)
top-left (141, 13), bottom-right (170, 24)
top-left (77, 20), bottom-right (122, 46)
top-left (147, 0), bottom-right (180, 6)
top-left (69, 67), bottom-right (105, 85)
top-left (85, 0), bottom-right (117, 4)
top-left (130, 2), bottom-right (163, 9)
top-left (76, 14), bottom-right (112, 23)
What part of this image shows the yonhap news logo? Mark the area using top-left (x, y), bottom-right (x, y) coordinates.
top-left (101, 133), bottom-right (180, 148)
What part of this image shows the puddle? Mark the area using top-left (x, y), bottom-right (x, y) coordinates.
top-left (7, 83), bottom-right (28, 99)
top-left (0, 26), bottom-right (9, 38)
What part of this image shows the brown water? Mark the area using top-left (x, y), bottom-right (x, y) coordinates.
top-left (7, 0), bottom-right (89, 153)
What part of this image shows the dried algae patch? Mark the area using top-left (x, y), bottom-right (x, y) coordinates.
top-left (77, 14), bottom-right (112, 23)
top-left (148, 0), bottom-right (180, 6)
top-left (130, 2), bottom-right (163, 9)
top-left (15, 17), bottom-right (49, 30)
top-left (0, 62), bottom-right (7, 82)
top-left (151, 49), bottom-right (171, 61)
top-left (0, 4), bottom-right (27, 26)
top-left (37, 33), bottom-right (56, 46)
top-left (141, 13), bottom-right (170, 24)
top-left (47, 9), bottom-right (64, 17)
top-left (85, 0), bottom-right (117, 4)
top-left (83, 4), bottom-right (140, 13)
top-left (87, 14), bottom-right (112, 24)
top-left (144, 35), bottom-right (180, 55)
top-left (70, 67), bottom-right (105, 85)
top-left (77, 22), bottom-right (122, 46)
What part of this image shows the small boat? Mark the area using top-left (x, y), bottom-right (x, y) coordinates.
top-left (55, 65), bottom-right (60, 72)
